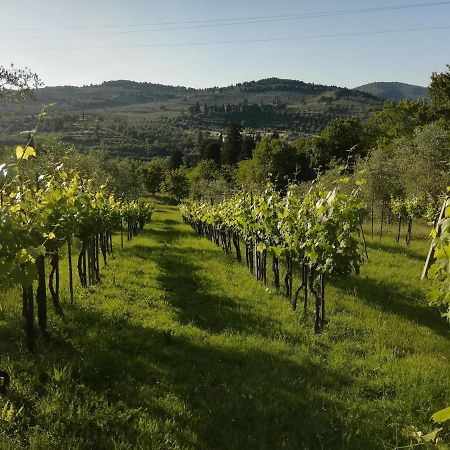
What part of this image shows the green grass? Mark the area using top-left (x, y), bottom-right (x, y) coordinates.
top-left (0, 204), bottom-right (449, 449)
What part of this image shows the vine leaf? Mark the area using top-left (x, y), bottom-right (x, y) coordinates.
top-left (432, 406), bottom-right (450, 423)
top-left (15, 146), bottom-right (36, 160)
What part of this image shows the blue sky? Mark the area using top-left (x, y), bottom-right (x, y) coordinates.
top-left (1, 0), bottom-right (449, 88)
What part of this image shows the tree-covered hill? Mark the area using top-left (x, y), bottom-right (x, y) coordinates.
top-left (354, 81), bottom-right (429, 101)
top-left (2, 77), bottom-right (383, 117)
top-left (0, 77), bottom-right (385, 160)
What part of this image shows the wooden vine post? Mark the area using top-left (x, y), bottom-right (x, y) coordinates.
top-left (68, 236), bottom-right (74, 305)
top-left (422, 196), bottom-right (449, 279)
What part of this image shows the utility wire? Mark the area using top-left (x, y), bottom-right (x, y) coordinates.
top-left (0, 1), bottom-right (449, 38)
top-left (1, 24), bottom-right (449, 51)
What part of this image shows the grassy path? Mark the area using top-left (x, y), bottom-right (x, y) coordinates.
top-left (0, 203), bottom-right (449, 449)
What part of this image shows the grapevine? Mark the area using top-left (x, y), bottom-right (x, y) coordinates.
top-left (181, 183), bottom-right (366, 333)
top-left (0, 140), bottom-right (154, 357)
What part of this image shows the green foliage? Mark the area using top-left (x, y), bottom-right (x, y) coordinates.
top-left (163, 167), bottom-right (190, 201)
top-left (0, 401), bottom-right (23, 423)
top-left (0, 64), bottom-right (42, 103)
top-left (314, 117), bottom-right (367, 168)
top-left (103, 158), bottom-right (145, 200)
top-left (359, 122), bottom-right (450, 210)
top-left (169, 148), bottom-right (184, 170)
top-left (0, 149), bottom-right (115, 288)
top-left (187, 160), bottom-right (233, 201)
top-left (235, 158), bottom-right (261, 192)
top-left (139, 160), bottom-right (167, 194)
top-left (430, 64), bottom-right (450, 123)
top-left (0, 204), bottom-right (449, 448)
top-left (221, 123), bottom-right (243, 166)
top-left (391, 197), bottom-right (409, 219)
top-left (356, 145), bottom-right (404, 205)
top-left (181, 182), bottom-right (366, 278)
top-left (199, 138), bottom-right (222, 166)
top-left (428, 199), bottom-right (450, 321)
top-left (433, 406), bottom-right (450, 424)
top-left (400, 123), bottom-right (450, 200)
top-left (251, 137), bottom-right (298, 190)
top-left (408, 405), bottom-right (450, 448)
top-left (366, 99), bottom-right (431, 146)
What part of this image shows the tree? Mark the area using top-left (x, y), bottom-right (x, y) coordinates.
top-left (139, 160), bottom-right (166, 194)
top-left (291, 137), bottom-right (316, 182)
top-left (163, 167), bottom-right (190, 201)
top-left (240, 134), bottom-right (256, 160)
top-left (221, 123), bottom-right (243, 166)
top-left (429, 64), bottom-right (450, 123)
top-left (235, 158), bottom-right (260, 191)
top-left (196, 130), bottom-right (204, 148)
top-left (188, 160), bottom-right (220, 199)
top-left (366, 99), bottom-right (430, 146)
top-left (362, 146), bottom-right (403, 199)
top-left (169, 148), bottom-right (184, 169)
top-left (310, 117), bottom-right (366, 169)
top-left (398, 122), bottom-right (450, 200)
top-left (0, 64), bottom-right (42, 103)
top-left (103, 158), bottom-right (145, 200)
top-left (202, 140), bottom-right (222, 166)
top-left (251, 137), bottom-right (297, 190)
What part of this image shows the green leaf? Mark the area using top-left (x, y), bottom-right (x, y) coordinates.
top-left (432, 406), bottom-right (450, 423)
top-left (421, 428), bottom-right (442, 442)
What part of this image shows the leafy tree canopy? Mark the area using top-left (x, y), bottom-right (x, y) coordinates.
top-left (429, 64), bottom-right (450, 123)
top-left (0, 64), bottom-right (42, 103)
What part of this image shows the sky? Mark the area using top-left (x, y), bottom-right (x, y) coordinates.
top-left (1, 0), bottom-right (449, 89)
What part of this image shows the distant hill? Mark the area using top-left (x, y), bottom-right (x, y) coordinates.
top-left (0, 77), bottom-right (384, 160)
top-left (354, 82), bottom-right (429, 102)
top-left (1, 77), bottom-right (381, 115)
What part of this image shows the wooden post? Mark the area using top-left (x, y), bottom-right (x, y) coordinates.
top-left (371, 197), bottom-right (374, 239)
top-left (120, 219), bottom-right (124, 248)
top-left (82, 241), bottom-right (87, 287)
top-left (55, 249), bottom-right (60, 306)
top-left (396, 215), bottom-right (401, 243)
top-left (320, 273), bottom-right (325, 325)
top-left (360, 223), bottom-right (369, 260)
top-left (68, 237), bottom-right (74, 305)
top-left (36, 255), bottom-right (47, 334)
top-left (422, 196), bottom-right (449, 279)
top-left (379, 200), bottom-right (384, 241)
top-left (23, 286), bottom-right (35, 352)
top-left (254, 239), bottom-right (258, 278)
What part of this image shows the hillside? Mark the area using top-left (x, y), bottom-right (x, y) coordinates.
top-left (354, 81), bottom-right (429, 101)
top-left (0, 78), bottom-right (384, 159)
top-left (8, 78), bottom-right (380, 114)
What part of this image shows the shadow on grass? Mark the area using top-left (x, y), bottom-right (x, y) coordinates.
top-left (46, 306), bottom-right (357, 449)
top-left (334, 275), bottom-right (450, 338)
top-left (365, 239), bottom-right (427, 262)
top-left (0, 291), bottom-right (360, 449)
top-left (121, 239), bottom-right (296, 341)
top-left (145, 212), bottom-right (445, 338)
top-left (1, 206), bottom-right (442, 448)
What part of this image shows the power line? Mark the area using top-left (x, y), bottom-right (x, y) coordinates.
top-left (0, 1), bottom-right (449, 39)
top-left (1, 24), bottom-right (449, 51)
